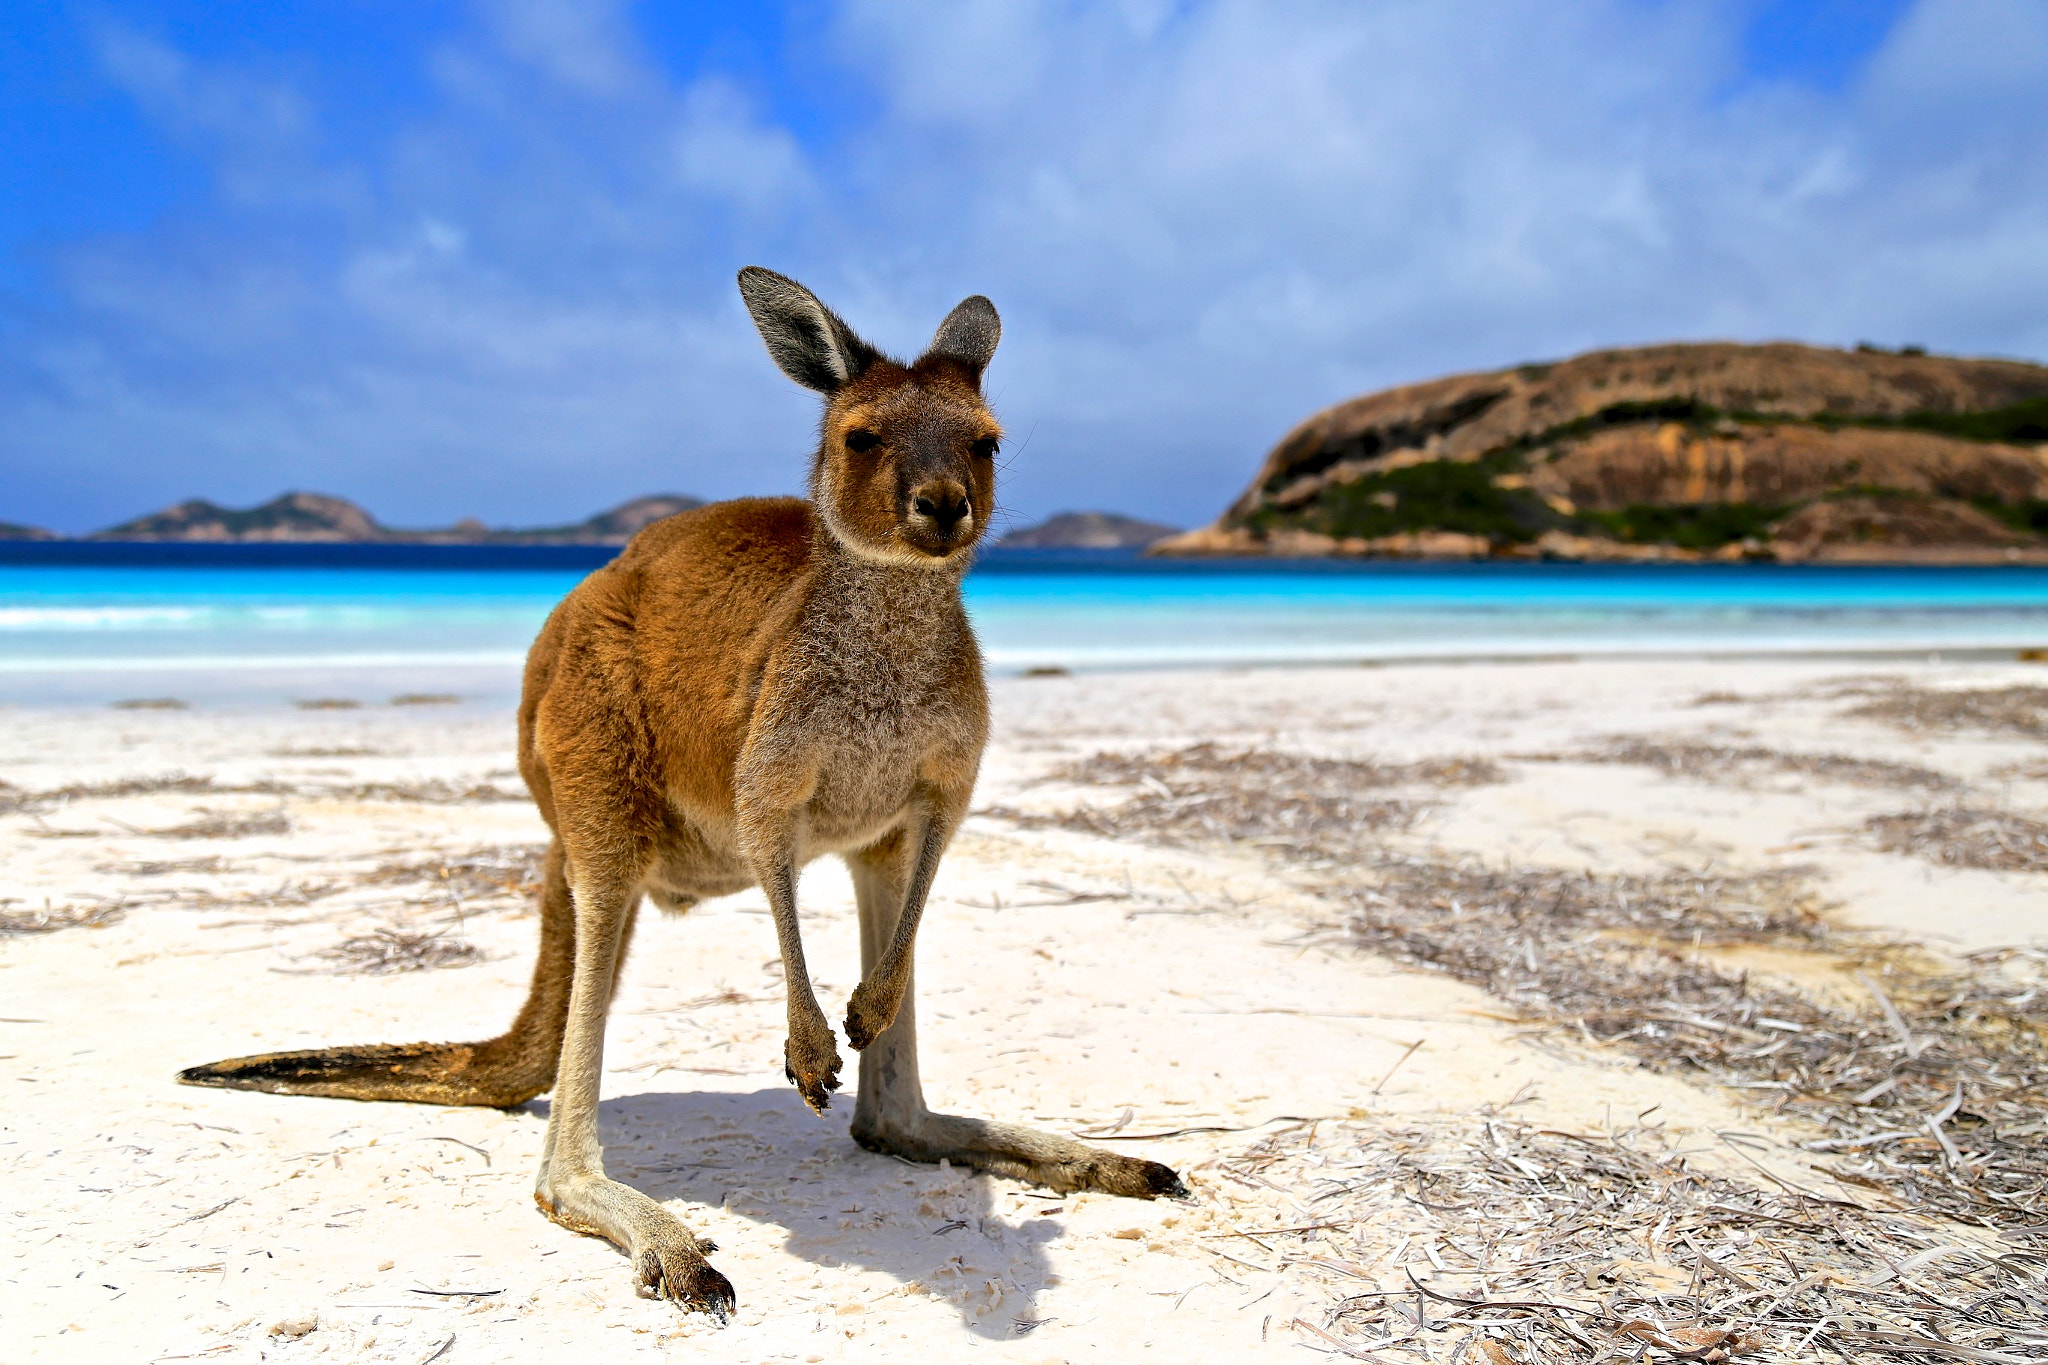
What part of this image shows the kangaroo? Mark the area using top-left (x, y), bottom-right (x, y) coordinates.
top-left (179, 267), bottom-right (1187, 1320)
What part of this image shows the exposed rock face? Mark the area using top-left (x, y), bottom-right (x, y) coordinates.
top-left (1153, 343), bottom-right (2048, 562)
top-left (999, 511), bottom-right (1181, 548)
top-left (82, 493), bottom-right (705, 544)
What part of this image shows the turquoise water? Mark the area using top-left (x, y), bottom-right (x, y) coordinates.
top-left (5, 552), bottom-right (2048, 705)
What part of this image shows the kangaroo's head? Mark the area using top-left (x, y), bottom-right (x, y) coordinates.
top-left (738, 266), bottom-right (1002, 566)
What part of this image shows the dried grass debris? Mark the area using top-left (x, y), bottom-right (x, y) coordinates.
top-left (1006, 743), bottom-right (1502, 853)
top-left (1866, 807), bottom-right (2048, 873)
top-left (0, 901), bottom-right (127, 935)
top-left (303, 926), bottom-right (480, 974)
top-left (1342, 858), bottom-right (2048, 1234)
top-left (358, 846), bottom-right (546, 906)
top-left (0, 773), bottom-right (240, 817)
top-left (1544, 739), bottom-right (1958, 793)
top-left (321, 779), bottom-right (525, 805)
top-left (1846, 686), bottom-right (2048, 741)
top-left (1229, 1117), bottom-right (2048, 1364)
top-left (0, 771), bottom-right (521, 817)
top-left (151, 807), bottom-right (292, 840)
top-left (1689, 690), bottom-right (1748, 706)
top-left (1035, 745), bottom-right (2048, 1238)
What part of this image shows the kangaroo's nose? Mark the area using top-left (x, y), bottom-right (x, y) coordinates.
top-left (909, 482), bottom-right (972, 533)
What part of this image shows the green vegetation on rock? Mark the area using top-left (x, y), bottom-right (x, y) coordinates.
top-left (1578, 502), bottom-right (1790, 551)
top-left (1860, 395), bottom-right (2048, 445)
top-left (1250, 454), bottom-right (1560, 544)
top-left (1971, 496), bottom-right (2048, 536)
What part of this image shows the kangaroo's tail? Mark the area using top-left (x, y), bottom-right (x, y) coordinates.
top-left (178, 842), bottom-right (576, 1109)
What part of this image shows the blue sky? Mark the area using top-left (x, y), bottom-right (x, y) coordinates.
top-left (2, 0), bottom-right (2043, 534)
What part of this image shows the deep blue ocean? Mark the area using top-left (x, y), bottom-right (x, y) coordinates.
top-left (5, 541), bottom-right (2048, 706)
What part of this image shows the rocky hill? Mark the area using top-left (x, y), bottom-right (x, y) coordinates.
top-left (0, 519), bottom-right (54, 541)
top-left (1152, 343), bottom-right (2048, 562)
top-left (85, 492), bottom-right (703, 545)
top-left (490, 494), bottom-right (703, 544)
top-left (95, 492), bottom-right (386, 542)
top-left (999, 511), bottom-right (1180, 548)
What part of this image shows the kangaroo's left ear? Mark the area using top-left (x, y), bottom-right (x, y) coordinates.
top-left (922, 295), bottom-right (1001, 381)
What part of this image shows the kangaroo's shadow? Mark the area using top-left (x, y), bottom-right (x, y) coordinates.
top-left (530, 1087), bottom-right (1057, 1337)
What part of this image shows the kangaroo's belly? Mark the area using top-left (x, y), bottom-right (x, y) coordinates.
top-left (646, 747), bottom-right (927, 895)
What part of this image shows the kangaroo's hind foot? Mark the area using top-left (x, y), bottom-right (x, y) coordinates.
top-left (852, 1109), bottom-right (1188, 1200)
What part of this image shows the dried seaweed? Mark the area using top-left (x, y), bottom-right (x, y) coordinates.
top-left (1221, 1117), bottom-right (2048, 1363)
top-left (1029, 746), bottom-right (2048, 1240)
top-left (1343, 858), bottom-right (2048, 1235)
top-left (1000, 744), bottom-right (1501, 851)
top-left (358, 846), bottom-right (547, 905)
top-left (150, 807), bottom-right (293, 840)
top-left (1867, 807), bottom-right (2048, 873)
top-left (1846, 686), bottom-right (2048, 742)
top-left (325, 779), bottom-right (526, 805)
top-left (303, 926), bottom-right (480, 974)
top-left (97, 856), bottom-right (229, 876)
top-left (1544, 739), bottom-right (1958, 793)
top-left (0, 772), bottom-right (522, 817)
top-left (1689, 690), bottom-right (1748, 706)
top-left (0, 901), bottom-right (127, 935)
top-left (0, 773), bottom-right (242, 816)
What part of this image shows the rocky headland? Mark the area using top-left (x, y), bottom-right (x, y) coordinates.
top-left (1152, 342), bottom-right (2048, 563)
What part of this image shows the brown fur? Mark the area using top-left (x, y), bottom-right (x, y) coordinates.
top-left (179, 269), bottom-right (1185, 1322)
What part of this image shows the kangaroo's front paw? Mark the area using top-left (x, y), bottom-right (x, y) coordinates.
top-left (843, 978), bottom-right (901, 1052)
top-left (635, 1244), bottom-right (736, 1323)
top-left (783, 1030), bottom-right (842, 1115)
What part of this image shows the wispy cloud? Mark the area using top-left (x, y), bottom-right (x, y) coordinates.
top-left (2, 0), bottom-right (2043, 533)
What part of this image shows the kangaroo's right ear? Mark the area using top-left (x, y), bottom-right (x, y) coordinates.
top-left (737, 267), bottom-right (880, 394)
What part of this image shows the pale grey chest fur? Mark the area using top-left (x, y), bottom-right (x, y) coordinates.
top-left (779, 563), bottom-right (984, 856)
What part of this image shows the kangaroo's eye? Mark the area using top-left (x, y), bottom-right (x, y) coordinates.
top-left (970, 436), bottom-right (999, 460)
top-left (845, 429), bottom-right (881, 453)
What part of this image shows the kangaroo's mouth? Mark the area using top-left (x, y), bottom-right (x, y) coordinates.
top-left (900, 518), bottom-right (976, 559)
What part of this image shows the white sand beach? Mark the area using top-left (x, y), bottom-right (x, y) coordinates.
top-left (4, 657), bottom-right (2046, 1362)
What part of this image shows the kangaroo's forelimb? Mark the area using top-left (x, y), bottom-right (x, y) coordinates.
top-left (844, 783), bottom-right (955, 1051)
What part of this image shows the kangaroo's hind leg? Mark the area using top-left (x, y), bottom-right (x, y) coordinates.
top-left (529, 861), bottom-right (736, 1319)
top-left (843, 832), bottom-right (1187, 1200)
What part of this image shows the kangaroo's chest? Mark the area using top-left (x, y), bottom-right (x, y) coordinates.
top-left (802, 684), bottom-right (971, 840)
top-left (778, 632), bottom-right (978, 845)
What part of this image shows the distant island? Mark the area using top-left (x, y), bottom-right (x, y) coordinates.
top-left (1153, 341), bottom-right (2048, 563)
top-left (0, 492), bottom-right (705, 545)
top-left (1, 492), bottom-right (1184, 550)
top-left (997, 511), bottom-right (1180, 548)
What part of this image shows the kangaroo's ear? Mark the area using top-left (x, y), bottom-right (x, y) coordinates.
top-left (922, 295), bottom-right (1001, 380)
top-left (737, 267), bottom-right (880, 394)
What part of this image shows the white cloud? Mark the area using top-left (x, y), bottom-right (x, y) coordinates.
top-left (472, 0), bottom-right (650, 98)
top-left (3, 0), bottom-right (2045, 533)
